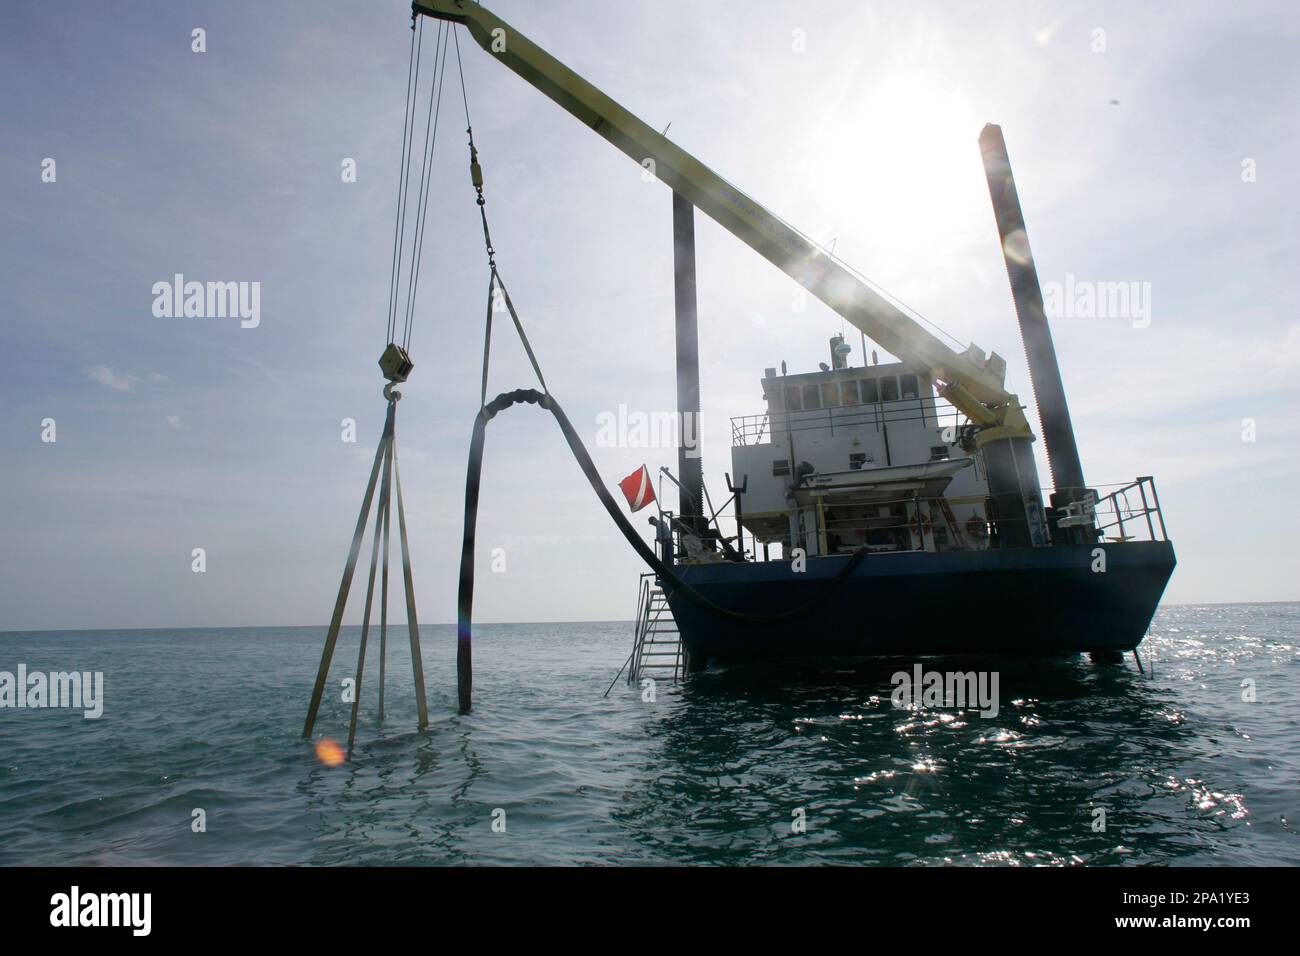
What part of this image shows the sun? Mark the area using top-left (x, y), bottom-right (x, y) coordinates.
top-left (821, 70), bottom-right (983, 256)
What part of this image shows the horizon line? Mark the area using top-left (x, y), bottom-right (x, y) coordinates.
top-left (1, 598), bottom-right (1297, 635)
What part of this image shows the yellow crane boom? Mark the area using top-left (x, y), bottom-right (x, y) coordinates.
top-left (413, 0), bottom-right (1031, 435)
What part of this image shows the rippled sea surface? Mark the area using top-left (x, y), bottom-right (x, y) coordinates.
top-left (1, 603), bottom-right (1296, 866)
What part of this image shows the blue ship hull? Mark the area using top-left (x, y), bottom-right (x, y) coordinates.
top-left (666, 541), bottom-right (1176, 666)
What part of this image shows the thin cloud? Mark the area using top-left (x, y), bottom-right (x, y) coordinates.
top-left (84, 365), bottom-right (140, 392)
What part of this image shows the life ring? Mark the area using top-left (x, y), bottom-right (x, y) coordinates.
top-left (966, 515), bottom-right (989, 539)
top-left (910, 512), bottom-right (934, 538)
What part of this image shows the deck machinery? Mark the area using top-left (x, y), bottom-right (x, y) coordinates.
top-left (414, 0), bottom-right (1176, 666)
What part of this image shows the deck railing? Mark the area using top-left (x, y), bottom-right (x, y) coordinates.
top-left (1089, 476), bottom-right (1169, 543)
top-left (696, 477), bottom-right (1169, 561)
top-left (731, 396), bottom-right (968, 447)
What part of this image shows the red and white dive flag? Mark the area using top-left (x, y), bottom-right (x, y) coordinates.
top-left (618, 465), bottom-right (656, 513)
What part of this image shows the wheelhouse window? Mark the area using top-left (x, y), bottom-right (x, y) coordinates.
top-left (861, 378), bottom-right (879, 403)
top-left (880, 376), bottom-right (900, 402)
top-left (784, 386), bottom-right (803, 411)
top-left (900, 373), bottom-right (920, 400)
top-left (802, 384), bottom-right (822, 409)
top-left (841, 380), bottom-right (860, 405)
top-left (820, 382), bottom-right (839, 407)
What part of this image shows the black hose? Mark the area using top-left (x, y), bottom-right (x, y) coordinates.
top-left (456, 388), bottom-right (870, 712)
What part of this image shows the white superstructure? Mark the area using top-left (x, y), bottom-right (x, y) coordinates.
top-left (731, 336), bottom-right (992, 558)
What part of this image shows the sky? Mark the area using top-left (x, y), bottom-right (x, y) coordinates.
top-left (1, 0), bottom-right (1297, 630)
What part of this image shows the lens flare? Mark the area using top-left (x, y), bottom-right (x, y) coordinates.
top-left (315, 738), bottom-right (345, 767)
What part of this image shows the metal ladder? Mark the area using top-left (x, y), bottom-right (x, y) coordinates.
top-left (628, 573), bottom-right (685, 682)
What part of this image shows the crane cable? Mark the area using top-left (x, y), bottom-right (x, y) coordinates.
top-left (451, 28), bottom-right (546, 401)
top-left (402, 21), bottom-right (450, 353)
top-left (385, 16), bottom-right (450, 354)
top-left (383, 21), bottom-right (418, 348)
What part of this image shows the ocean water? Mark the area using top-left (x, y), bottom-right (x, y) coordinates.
top-left (0, 603), bottom-right (1296, 866)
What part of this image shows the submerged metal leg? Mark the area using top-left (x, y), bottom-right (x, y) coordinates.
top-left (303, 407), bottom-right (395, 738)
top-left (347, 438), bottom-right (393, 757)
top-left (378, 447), bottom-right (392, 722)
top-left (392, 439), bottom-right (430, 729)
